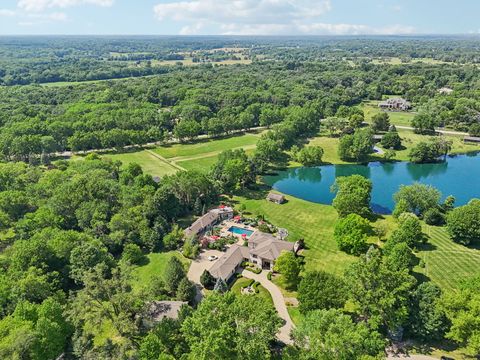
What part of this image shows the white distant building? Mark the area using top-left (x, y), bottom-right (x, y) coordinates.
top-left (438, 87), bottom-right (454, 95)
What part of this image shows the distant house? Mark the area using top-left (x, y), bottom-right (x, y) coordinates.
top-left (266, 192), bottom-right (286, 204)
top-left (438, 87), bottom-right (454, 95)
top-left (209, 231), bottom-right (294, 282)
top-left (372, 134), bottom-right (384, 142)
top-left (184, 206), bottom-right (234, 239)
top-left (464, 136), bottom-right (480, 143)
top-left (141, 301), bottom-right (187, 329)
top-left (378, 98), bottom-right (412, 111)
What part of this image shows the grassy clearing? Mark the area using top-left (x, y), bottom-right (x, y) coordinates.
top-left (235, 191), bottom-right (355, 276)
top-left (361, 100), bottom-right (416, 127)
top-left (104, 150), bottom-right (179, 177)
top-left (131, 251), bottom-right (191, 292)
top-left (416, 225), bottom-right (480, 289)
top-left (230, 277), bottom-right (274, 306)
top-left (153, 133), bottom-right (260, 159)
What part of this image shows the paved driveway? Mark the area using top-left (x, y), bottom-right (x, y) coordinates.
top-left (187, 249), bottom-right (224, 302)
top-left (241, 270), bottom-right (294, 345)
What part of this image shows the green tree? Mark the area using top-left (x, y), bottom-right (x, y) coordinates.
top-left (388, 213), bottom-right (424, 248)
top-left (393, 183), bottom-right (441, 216)
top-left (334, 214), bottom-right (372, 255)
top-left (176, 278), bottom-right (196, 303)
top-left (442, 275), bottom-right (480, 356)
top-left (381, 130), bottom-right (402, 149)
top-left (408, 282), bottom-right (448, 341)
top-left (273, 251), bottom-right (301, 289)
top-left (298, 271), bottom-right (347, 313)
top-left (345, 247), bottom-right (416, 332)
top-left (162, 224), bottom-right (184, 251)
top-left (338, 128), bottom-right (374, 161)
top-left (294, 146), bottom-right (324, 166)
top-left (181, 292), bottom-right (281, 359)
top-left (446, 200), bottom-right (480, 245)
top-left (164, 256), bottom-right (186, 295)
top-left (121, 243), bottom-right (144, 265)
top-left (332, 175), bottom-right (372, 218)
top-left (292, 309), bottom-right (385, 360)
top-left (371, 112), bottom-right (390, 132)
top-left (411, 113), bottom-right (436, 134)
top-left (200, 270), bottom-right (216, 290)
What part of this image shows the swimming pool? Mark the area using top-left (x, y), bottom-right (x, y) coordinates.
top-left (227, 226), bottom-right (254, 237)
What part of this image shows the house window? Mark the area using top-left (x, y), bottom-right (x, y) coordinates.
top-left (252, 254), bottom-right (257, 258)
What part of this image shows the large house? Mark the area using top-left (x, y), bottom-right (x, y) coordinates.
top-left (378, 98), bottom-right (411, 111)
top-left (184, 206), bottom-right (234, 239)
top-left (209, 231), bottom-right (295, 282)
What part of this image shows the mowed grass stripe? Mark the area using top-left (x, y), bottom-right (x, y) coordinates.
top-left (418, 225), bottom-right (480, 289)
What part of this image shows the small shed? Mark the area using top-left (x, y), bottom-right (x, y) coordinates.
top-left (373, 134), bottom-right (384, 142)
top-left (266, 192), bottom-right (285, 204)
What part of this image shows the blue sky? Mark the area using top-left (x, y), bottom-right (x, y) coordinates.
top-left (0, 0), bottom-right (479, 36)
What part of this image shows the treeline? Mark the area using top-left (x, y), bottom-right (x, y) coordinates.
top-left (3, 60), bottom-right (480, 161)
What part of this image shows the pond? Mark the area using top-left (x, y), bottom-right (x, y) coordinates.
top-left (263, 152), bottom-right (480, 214)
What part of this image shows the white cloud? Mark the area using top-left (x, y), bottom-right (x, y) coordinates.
top-left (154, 0), bottom-right (331, 24)
top-left (153, 0), bottom-right (415, 35)
top-left (18, 11), bottom-right (68, 25)
top-left (0, 9), bottom-right (16, 16)
top-left (17, 0), bottom-right (114, 12)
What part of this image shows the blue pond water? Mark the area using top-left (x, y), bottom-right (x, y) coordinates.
top-left (227, 226), bottom-right (254, 237)
top-left (263, 152), bottom-right (480, 214)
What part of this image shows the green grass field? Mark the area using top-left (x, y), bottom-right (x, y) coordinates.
top-left (416, 226), bottom-right (480, 289)
top-left (235, 191), bottom-right (355, 276)
top-left (153, 134), bottom-right (260, 159)
top-left (362, 100), bottom-right (416, 127)
top-left (102, 132), bottom-right (261, 178)
top-left (131, 251), bottom-right (191, 292)
top-left (104, 150), bottom-right (179, 177)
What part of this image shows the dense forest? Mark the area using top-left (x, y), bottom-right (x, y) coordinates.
top-left (1, 54), bottom-right (480, 161)
top-left (1, 36), bottom-right (480, 359)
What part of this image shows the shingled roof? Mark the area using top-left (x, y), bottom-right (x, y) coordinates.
top-left (209, 245), bottom-right (250, 280)
top-left (248, 232), bottom-right (294, 261)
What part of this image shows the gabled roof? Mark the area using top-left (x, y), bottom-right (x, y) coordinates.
top-left (267, 192), bottom-right (285, 202)
top-left (209, 245), bottom-right (250, 280)
top-left (184, 211), bottom-right (219, 238)
top-left (248, 232), bottom-right (295, 261)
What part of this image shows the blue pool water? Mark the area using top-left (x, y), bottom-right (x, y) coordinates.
top-left (263, 152), bottom-right (480, 214)
top-left (228, 226), bottom-right (254, 237)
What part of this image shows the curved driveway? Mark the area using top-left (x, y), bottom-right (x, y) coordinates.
top-left (241, 270), bottom-right (294, 345)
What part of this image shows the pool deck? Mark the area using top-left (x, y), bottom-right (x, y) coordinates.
top-left (220, 221), bottom-right (257, 244)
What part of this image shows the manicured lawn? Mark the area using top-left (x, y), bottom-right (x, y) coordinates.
top-left (153, 133), bottom-right (260, 159)
top-left (287, 307), bottom-right (303, 326)
top-left (379, 129), bottom-right (480, 162)
top-left (104, 150), bottom-right (179, 177)
top-left (307, 129), bottom-right (480, 165)
top-left (361, 100), bottom-right (416, 127)
top-left (230, 276), bottom-right (274, 306)
top-left (235, 191), bottom-right (355, 276)
top-left (131, 251), bottom-right (191, 292)
top-left (416, 225), bottom-right (480, 289)
top-left (178, 155), bottom-right (221, 173)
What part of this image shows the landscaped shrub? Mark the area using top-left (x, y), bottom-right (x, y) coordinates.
top-left (253, 281), bottom-right (260, 293)
top-left (267, 272), bottom-right (272, 281)
top-left (424, 208), bottom-right (445, 226)
top-left (241, 279), bottom-right (255, 289)
top-left (245, 267), bottom-right (262, 274)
